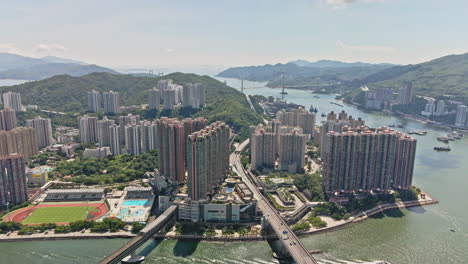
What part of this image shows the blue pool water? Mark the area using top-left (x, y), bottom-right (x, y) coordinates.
top-left (122, 200), bottom-right (148, 206)
top-left (226, 187), bottom-right (233, 193)
top-left (118, 208), bottom-right (145, 218)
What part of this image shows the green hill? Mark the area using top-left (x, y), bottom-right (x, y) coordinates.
top-left (362, 53), bottom-right (468, 102)
top-left (0, 72), bottom-right (263, 140)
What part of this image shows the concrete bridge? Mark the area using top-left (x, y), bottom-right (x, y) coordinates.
top-left (99, 205), bottom-right (177, 264)
top-left (232, 139), bottom-right (318, 264)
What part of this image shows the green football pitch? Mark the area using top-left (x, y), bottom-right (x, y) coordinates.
top-left (22, 206), bottom-right (94, 224)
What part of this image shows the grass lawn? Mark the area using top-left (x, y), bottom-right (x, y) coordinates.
top-left (22, 206), bottom-right (94, 224)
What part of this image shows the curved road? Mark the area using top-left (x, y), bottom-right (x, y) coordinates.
top-left (231, 139), bottom-right (317, 264)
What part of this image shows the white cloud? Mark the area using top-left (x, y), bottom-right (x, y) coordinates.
top-left (336, 40), bottom-right (397, 53)
top-left (325, 0), bottom-right (386, 9)
top-left (35, 43), bottom-right (67, 53)
top-left (0, 43), bottom-right (26, 55)
top-left (165, 48), bottom-right (175, 53)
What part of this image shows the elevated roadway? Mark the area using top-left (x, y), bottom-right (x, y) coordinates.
top-left (231, 139), bottom-right (317, 264)
top-left (99, 205), bottom-right (177, 264)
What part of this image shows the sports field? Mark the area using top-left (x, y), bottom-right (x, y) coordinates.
top-left (22, 206), bottom-right (94, 224)
top-left (8, 202), bottom-right (109, 225)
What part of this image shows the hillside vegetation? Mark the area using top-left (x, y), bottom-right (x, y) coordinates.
top-left (362, 53), bottom-right (468, 103)
top-left (0, 72), bottom-right (263, 139)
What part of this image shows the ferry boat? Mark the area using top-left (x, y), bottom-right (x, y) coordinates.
top-left (408, 130), bottom-right (427, 136)
top-left (434, 146), bottom-right (451, 151)
top-left (437, 137), bottom-right (450, 143)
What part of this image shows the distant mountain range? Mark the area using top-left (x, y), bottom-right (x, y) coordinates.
top-left (289, 59), bottom-right (394, 68)
top-left (217, 54), bottom-right (468, 104)
top-left (0, 53), bottom-right (118, 80)
top-left (216, 60), bottom-right (395, 87)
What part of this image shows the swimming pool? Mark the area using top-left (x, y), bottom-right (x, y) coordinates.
top-left (122, 200), bottom-right (149, 206)
top-left (118, 208), bottom-right (145, 218)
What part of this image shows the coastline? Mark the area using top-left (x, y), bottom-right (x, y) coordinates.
top-left (0, 196), bottom-right (438, 243)
top-left (295, 196), bottom-right (439, 237)
top-left (0, 230), bottom-right (136, 242)
top-left (342, 99), bottom-right (468, 132)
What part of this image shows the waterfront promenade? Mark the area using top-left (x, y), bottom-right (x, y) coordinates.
top-left (0, 194), bottom-right (438, 243)
top-left (0, 230), bottom-right (135, 242)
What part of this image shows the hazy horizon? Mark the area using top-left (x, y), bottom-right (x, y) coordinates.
top-left (1, 0), bottom-right (467, 69)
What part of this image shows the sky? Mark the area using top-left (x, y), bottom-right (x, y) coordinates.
top-left (0, 0), bottom-right (467, 70)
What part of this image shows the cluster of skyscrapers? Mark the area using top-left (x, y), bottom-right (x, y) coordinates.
top-left (78, 114), bottom-right (157, 156)
top-left (319, 111), bottom-right (366, 156)
top-left (187, 121), bottom-right (230, 201)
top-left (88, 80), bottom-right (205, 113)
top-left (421, 99), bottom-right (447, 117)
top-left (156, 117), bottom-right (208, 183)
top-left (276, 108), bottom-right (316, 137)
top-left (364, 83), bottom-right (413, 110)
top-left (250, 108), bottom-right (315, 173)
top-left (364, 87), bottom-right (393, 110)
top-left (148, 79), bottom-right (206, 110)
top-left (320, 112), bottom-right (417, 194)
top-left (87, 89), bottom-right (121, 114)
top-left (0, 92), bottom-right (51, 206)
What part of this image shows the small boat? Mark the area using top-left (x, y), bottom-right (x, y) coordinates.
top-left (437, 137), bottom-right (450, 143)
top-left (330, 102), bottom-right (344, 107)
top-left (313, 95), bottom-right (320, 98)
top-left (388, 124), bottom-right (395, 128)
top-left (408, 130), bottom-right (426, 136)
top-left (321, 113), bottom-right (326, 117)
top-left (121, 254), bottom-right (145, 264)
top-left (447, 136), bottom-right (455, 141)
top-left (434, 146), bottom-right (451, 151)
top-left (396, 124), bottom-right (404, 128)
top-left (449, 228), bottom-right (456, 232)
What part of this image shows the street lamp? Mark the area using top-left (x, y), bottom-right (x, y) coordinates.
top-left (6, 191), bottom-right (11, 222)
